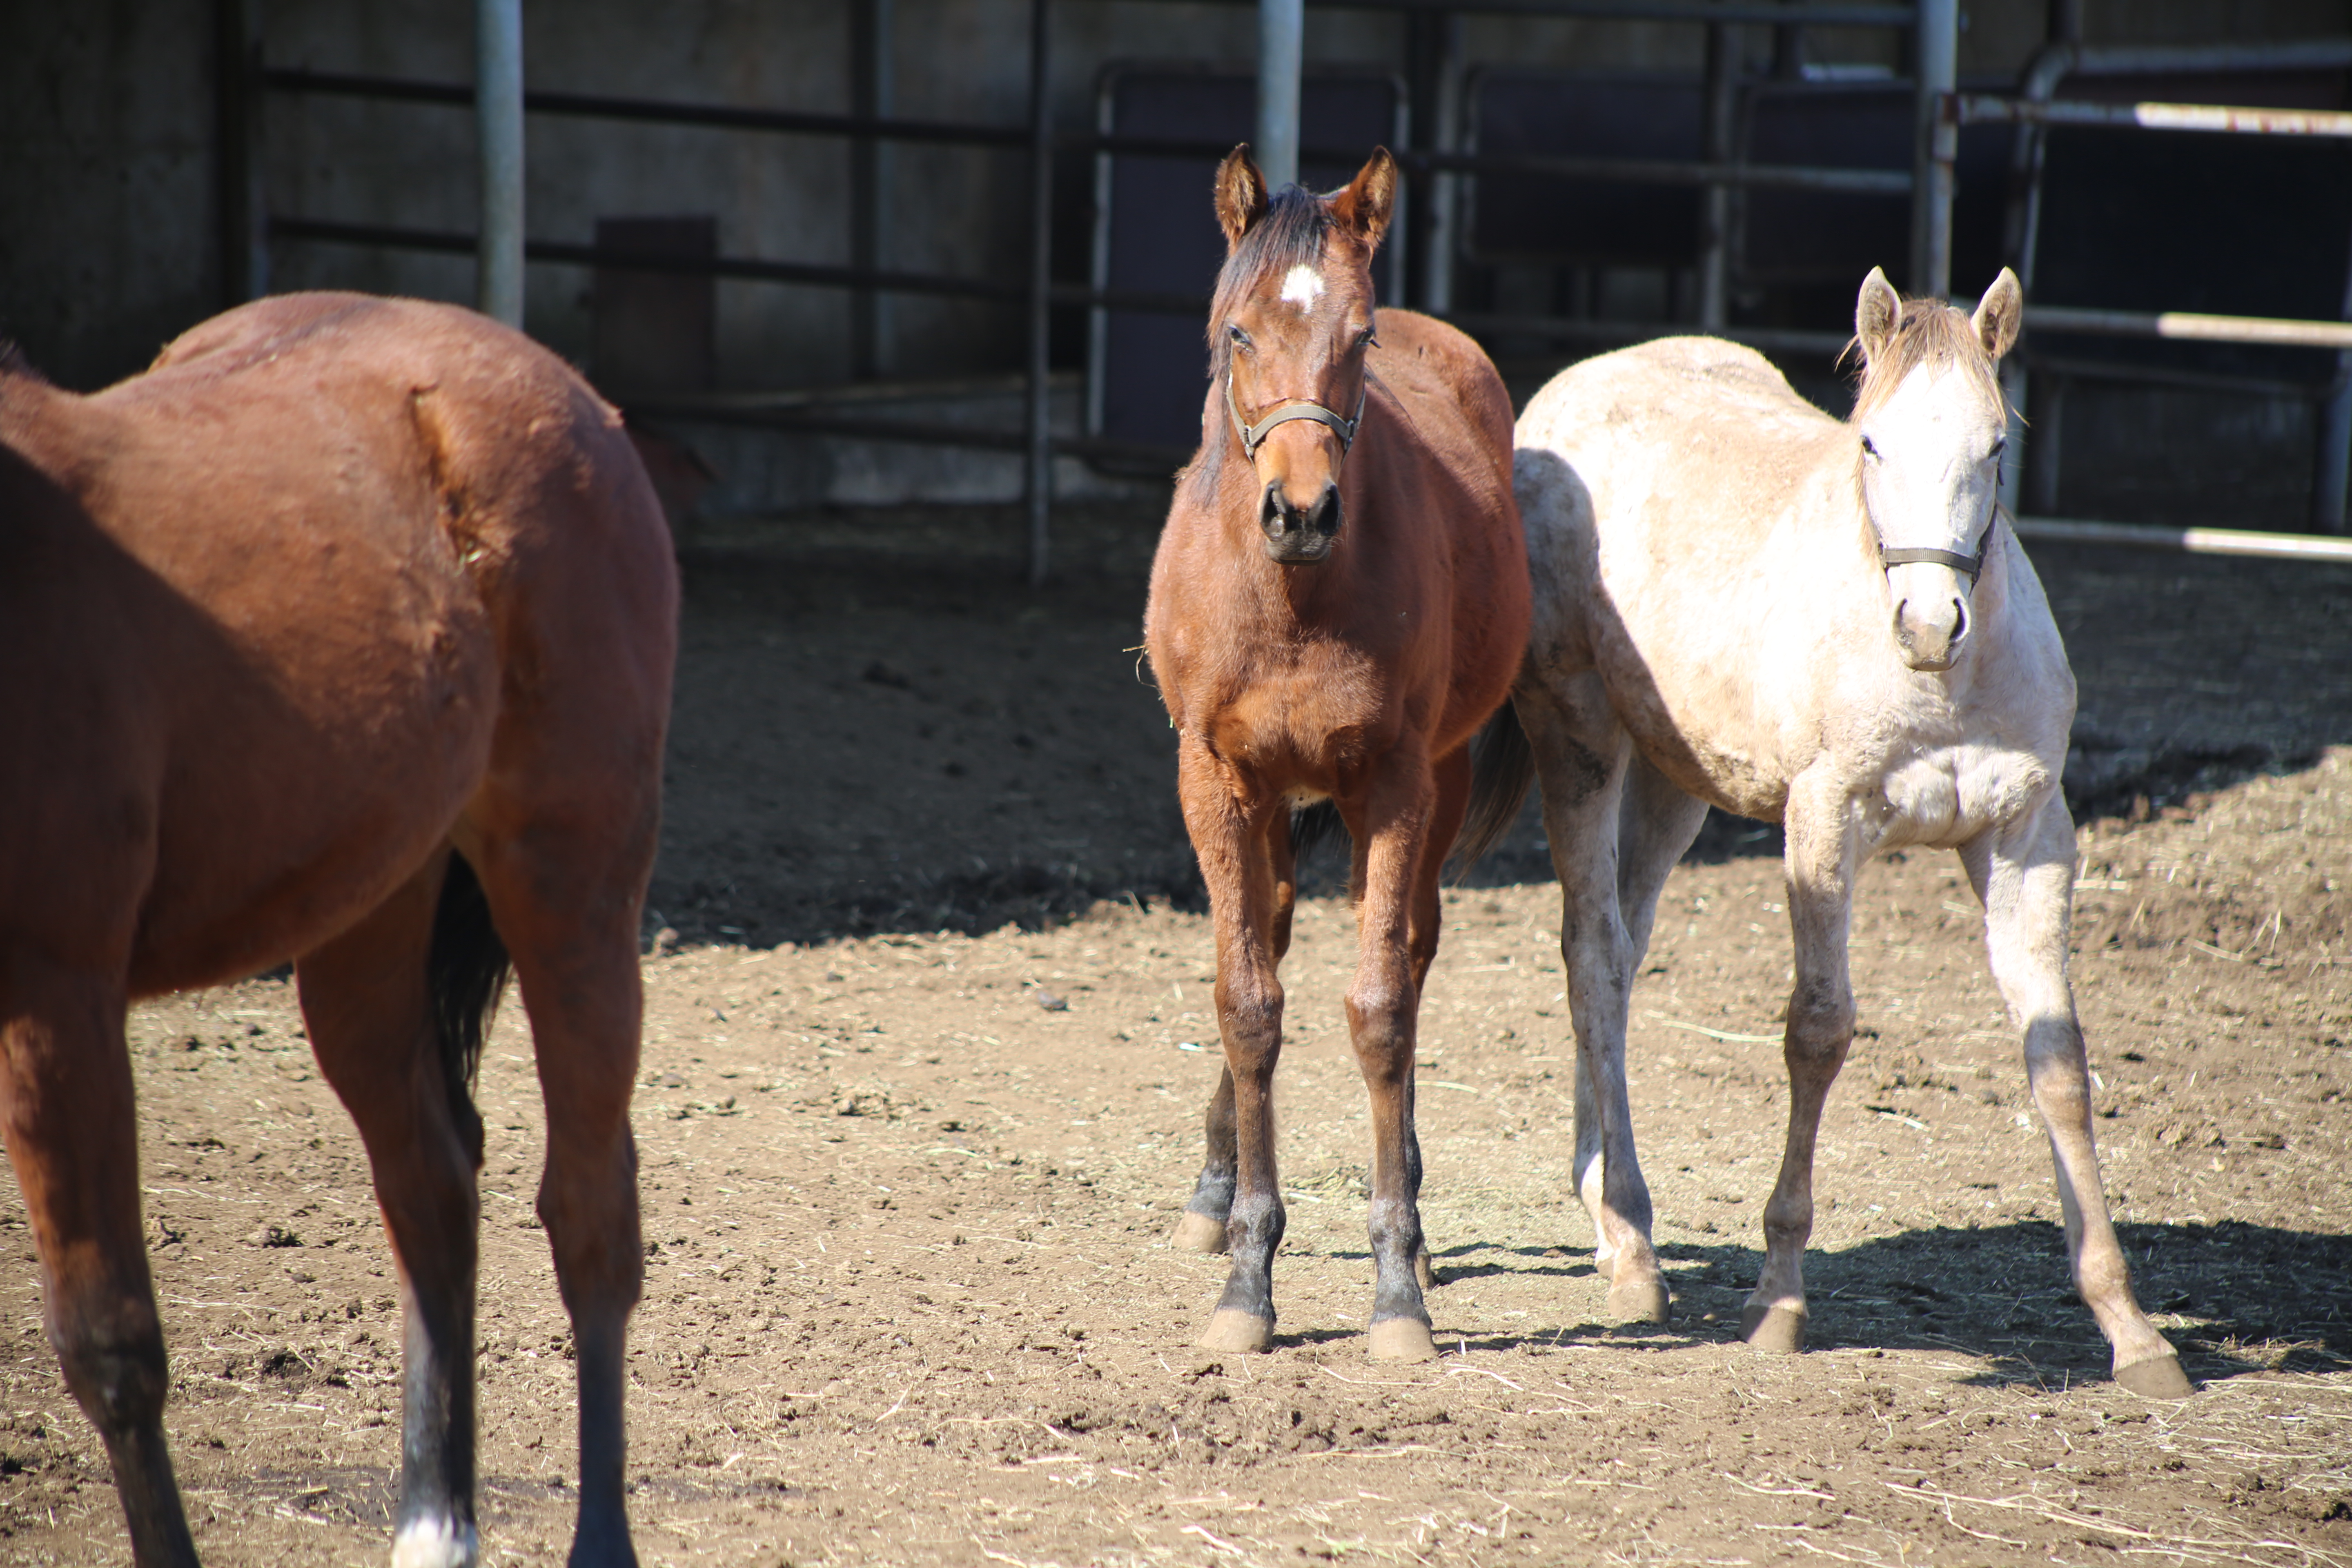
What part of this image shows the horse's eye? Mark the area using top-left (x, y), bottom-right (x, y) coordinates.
top-left (1357, 327), bottom-right (1379, 351)
top-left (1860, 434), bottom-right (1881, 459)
top-left (1227, 324), bottom-right (1252, 351)
top-left (1989, 437), bottom-right (2007, 460)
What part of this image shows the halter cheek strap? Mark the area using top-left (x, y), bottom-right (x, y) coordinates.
top-left (1226, 370), bottom-right (1367, 461)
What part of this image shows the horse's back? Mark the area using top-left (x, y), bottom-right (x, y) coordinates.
top-left (1513, 336), bottom-right (1849, 654)
top-left (2, 293), bottom-right (675, 993)
top-left (1369, 308), bottom-right (1516, 473)
top-left (1519, 335), bottom-right (1833, 461)
top-left (1363, 309), bottom-right (1527, 753)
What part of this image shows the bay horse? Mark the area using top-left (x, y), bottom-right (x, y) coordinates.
top-left (1495, 267), bottom-right (2190, 1397)
top-left (1143, 148), bottom-right (1532, 1362)
top-left (0, 292), bottom-right (677, 1565)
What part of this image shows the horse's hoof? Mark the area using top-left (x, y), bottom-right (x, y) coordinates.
top-left (1198, 1309), bottom-right (1273, 1353)
top-left (2115, 1352), bottom-right (2195, 1401)
top-left (1607, 1276), bottom-right (1672, 1325)
top-left (1368, 1317), bottom-right (1437, 1362)
top-left (393, 1518), bottom-right (481, 1568)
top-left (1740, 1303), bottom-right (1807, 1354)
top-left (1171, 1212), bottom-right (1229, 1254)
top-left (1414, 1250), bottom-right (1437, 1290)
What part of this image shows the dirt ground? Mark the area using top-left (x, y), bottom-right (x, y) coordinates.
top-left (2, 505), bottom-right (2349, 1567)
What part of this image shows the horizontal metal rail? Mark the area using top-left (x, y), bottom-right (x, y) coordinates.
top-left (1121, 0), bottom-right (1916, 23)
top-left (2026, 305), bottom-right (2352, 352)
top-left (2015, 514), bottom-right (2352, 563)
top-left (269, 215), bottom-right (1208, 315)
top-left (269, 68), bottom-right (1904, 196)
top-left (2024, 352), bottom-right (2340, 401)
top-left (1955, 93), bottom-right (2352, 138)
top-left (623, 397), bottom-right (1190, 470)
top-left (1447, 311), bottom-right (1852, 356)
top-left (265, 67), bottom-right (1031, 147)
top-left (1403, 145), bottom-right (1909, 195)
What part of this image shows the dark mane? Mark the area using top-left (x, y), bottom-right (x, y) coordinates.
top-left (1206, 185), bottom-right (1334, 379)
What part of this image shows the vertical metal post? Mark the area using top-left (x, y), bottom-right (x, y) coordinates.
top-left (1697, 20), bottom-right (1737, 329)
top-left (1025, 0), bottom-right (1054, 587)
top-left (1909, 0), bottom-right (1958, 300)
top-left (1423, 16), bottom-right (1463, 314)
top-left (1257, 0), bottom-right (1304, 190)
top-left (1770, 0), bottom-right (1806, 80)
top-left (215, 0), bottom-right (268, 305)
top-left (2313, 218), bottom-right (2352, 533)
top-left (851, 0), bottom-right (895, 380)
top-left (476, 0), bottom-right (525, 328)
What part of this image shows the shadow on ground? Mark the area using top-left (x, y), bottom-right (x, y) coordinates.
top-left (1405, 1220), bottom-right (2352, 1385)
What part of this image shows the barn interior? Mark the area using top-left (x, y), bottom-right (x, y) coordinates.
top-left (10, 0), bottom-right (2352, 554)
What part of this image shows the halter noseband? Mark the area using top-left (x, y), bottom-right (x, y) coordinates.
top-left (1879, 505), bottom-right (2000, 587)
top-left (1225, 369), bottom-right (1367, 461)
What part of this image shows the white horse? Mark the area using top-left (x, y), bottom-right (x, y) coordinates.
top-left (1495, 268), bottom-right (2190, 1398)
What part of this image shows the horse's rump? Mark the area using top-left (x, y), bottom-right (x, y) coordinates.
top-left (0, 293), bottom-right (674, 994)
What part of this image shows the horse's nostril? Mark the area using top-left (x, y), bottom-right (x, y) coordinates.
top-left (1950, 598), bottom-right (1969, 642)
top-left (1308, 485), bottom-right (1343, 538)
top-left (1260, 481), bottom-right (1286, 533)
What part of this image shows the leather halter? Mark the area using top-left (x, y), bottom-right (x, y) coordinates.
top-left (1879, 504), bottom-right (2000, 586)
top-left (1225, 369), bottom-right (1366, 461)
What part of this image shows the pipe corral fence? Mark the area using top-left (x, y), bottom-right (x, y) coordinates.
top-left (217, 0), bottom-right (2352, 581)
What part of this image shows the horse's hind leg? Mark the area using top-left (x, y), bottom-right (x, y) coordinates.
top-left (1964, 794), bottom-right (2190, 1399)
top-left (1394, 744), bottom-right (1475, 1294)
top-left (460, 808), bottom-right (652, 1566)
top-left (0, 972), bottom-right (198, 1567)
top-left (1172, 808), bottom-right (1298, 1256)
top-left (1517, 675), bottom-right (1669, 1321)
top-left (1744, 775), bottom-right (1861, 1354)
top-left (300, 853), bottom-right (486, 1568)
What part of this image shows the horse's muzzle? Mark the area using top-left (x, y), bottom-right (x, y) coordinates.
top-left (1892, 591), bottom-right (1969, 671)
top-left (1261, 480), bottom-right (1342, 564)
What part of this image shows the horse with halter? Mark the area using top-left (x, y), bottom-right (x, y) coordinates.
top-left (0, 292), bottom-right (677, 1564)
top-left (1143, 148), bottom-right (1532, 1362)
top-left (1493, 268), bottom-right (2191, 1397)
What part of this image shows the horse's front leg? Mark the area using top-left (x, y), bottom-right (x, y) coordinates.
top-left (1745, 778), bottom-right (1860, 1354)
top-left (1172, 811), bottom-right (1297, 1256)
top-left (1963, 792), bottom-right (2191, 1398)
top-left (1176, 742), bottom-right (1288, 1352)
top-left (1345, 759), bottom-right (1441, 1361)
top-left (0, 969), bottom-right (198, 1568)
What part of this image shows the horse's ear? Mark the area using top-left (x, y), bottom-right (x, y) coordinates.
top-left (1330, 147), bottom-right (1397, 252)
top-left (1973, 267), bottom-right (2023, 361)
top-left (1855, 267), bottom-right (1902, 364)
top-left (1214, 146), bottom-right (1271, 251)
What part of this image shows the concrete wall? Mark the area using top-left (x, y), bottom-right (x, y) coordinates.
top-left (0, 5), bottom-right (223, 390)
top-left (4, 0), bottom-right (2346, 393)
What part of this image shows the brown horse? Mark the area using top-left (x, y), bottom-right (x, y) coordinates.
top-left (0, 294), bottom-right (677, 1565)
top-left (1142, 149), bottom-right (1532, 1363)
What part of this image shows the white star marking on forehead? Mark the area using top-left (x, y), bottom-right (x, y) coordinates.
top-left (1278, 264), bottom-right (1325, 308)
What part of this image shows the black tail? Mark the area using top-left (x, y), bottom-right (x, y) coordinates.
top-left (1450, 697), bottom-right (1538, 877)
top-left (1287, 799), bottom-right (1348, 870)
top-left (428, 853), bottom-right (511, 1164)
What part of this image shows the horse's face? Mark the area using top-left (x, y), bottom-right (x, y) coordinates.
top-left (1211, 147), bottom-right (1394, 565)
top-left (1852, 267), bottom-right (2023, 672)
